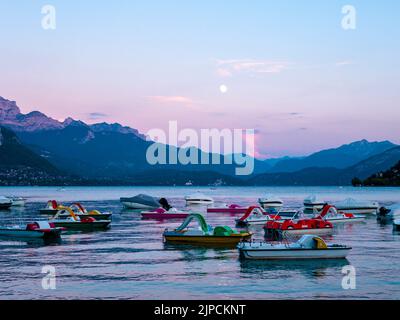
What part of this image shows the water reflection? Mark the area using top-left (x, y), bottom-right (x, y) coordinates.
top-left (239, 259), bottom-right (349, 280)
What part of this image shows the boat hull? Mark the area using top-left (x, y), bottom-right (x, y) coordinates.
top-left (326, 217), bottom-right (365, 223)
top-left (141, 213), bottom-right (189, 219)
top-left (39, 209), bottom-right (59, 215)
top-left (164, 234), bottom-right (251, 246)
top-left (265, 227), bottom-right (333, 236)
top-left (0, 228), bottom-right (62, 239)
top-left (186, 200), bottom-right (213, 205)
top-left (239, 248), bottom-right (350, 260)
top-left (207, 207), bottom-right (248, 214)
top-left (0, 203), bottom-right (12, 210)
top-left (52, 221), bottom-right (111, 231)
top-left (121, 202), bottom-right (157, 209)
top-left (335, 207), bottom-right (378, 215)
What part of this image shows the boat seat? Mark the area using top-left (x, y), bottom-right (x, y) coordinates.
top-left (36, 221), bottom-right (52, 229)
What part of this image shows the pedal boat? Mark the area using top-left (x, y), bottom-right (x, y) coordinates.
top-left (50, 206), bottom-right (111, 231)
top-left (0, 221), bottom-right (64, 239)
top-left (207, 204), bottom-right (248, 214)
top-left (236, 206), bottom-right (281, 227)
top-left (314, 204), bottom-right (365, 224)
top-left (238, 235), bottom-right (351, 260)
top-left (264, 213), bottom-right (333, 236)
top-left (163, 213), bottom-right (252, 246)
top-left (141, 207), bottom-right (189, 220)
top-left (39, 200), bottom-right (61, 214)
top-left (60, 203), bottom-right (112, 220)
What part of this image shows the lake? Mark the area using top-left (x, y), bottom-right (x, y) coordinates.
top-left (0, 186), bottom-right (399, 299)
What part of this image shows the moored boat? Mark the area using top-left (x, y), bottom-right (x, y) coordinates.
top-left (207, 204), bottom-right (248, 214)
top-left (314, 204), bottom-right (365, 223)
top-left (163, 213), bottom-right (251, 246)
top-left (120, 194), bottom-right (161, 209)
top-left (334, 198), bottom-right (379, 215)
top-left (303, 195), bottom-right (326, 212)
top-left (238, 235), bottom-right (351, 260)
top-left (141, 207), bottom-right (189, 220)
top-left (258, 197), bottom-right (283, 210)
top-left (0, 221), bottom-right (64, 239)
top-left (50, 206), bottom-right (111, 231)
top-left (236, 206), bottom-right (280, 227)
top-left (39, 200), bottom-right (60, 215)
top-left (68, 203), bottom-right (112, 220)
top-left (264, 215), bottom-right (333, 237)
top-left (7, 196), bottom-right (26, 207)
top-left (185, 192), bottom-right (214, 205)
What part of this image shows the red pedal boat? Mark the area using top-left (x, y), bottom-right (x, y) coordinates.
top-left (264, 216), bottom-right (333, 236)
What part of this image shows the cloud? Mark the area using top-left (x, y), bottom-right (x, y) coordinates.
top-left (148, 96), bottom-right (194, 104)
top-left (216, 59), bottom-right (290, 77)
top-left (336, 60), bottom-right (353, 67)
top-left (87, 112), bottom-right (108, 120)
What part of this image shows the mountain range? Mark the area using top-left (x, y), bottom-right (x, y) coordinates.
top-left (0, 96), bottom-right (399, 186)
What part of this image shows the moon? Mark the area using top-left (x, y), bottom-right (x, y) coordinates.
top-left (219, 85), bottom-right (228, 94)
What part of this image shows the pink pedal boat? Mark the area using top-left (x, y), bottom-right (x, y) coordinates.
top-left (207, 204), bottom-right (249, 214)
top-left (141, 208), bottom-right (190, 220)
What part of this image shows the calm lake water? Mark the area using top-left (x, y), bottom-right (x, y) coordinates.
top-left (0, 186), bottom-right (399, 300)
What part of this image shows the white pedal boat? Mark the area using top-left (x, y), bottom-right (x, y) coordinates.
top-left (313, 204), bottom-right (365, 223)
top-left (236, 206), bottom-right (278, 226)
top-left (238, 235), bottom-right (351, 260)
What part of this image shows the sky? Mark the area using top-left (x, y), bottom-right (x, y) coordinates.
top-left (0, 0), bottom-right (399, 158)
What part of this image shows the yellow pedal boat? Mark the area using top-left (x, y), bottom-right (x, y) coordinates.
top-left (163, 213), bottom-right (252, 246)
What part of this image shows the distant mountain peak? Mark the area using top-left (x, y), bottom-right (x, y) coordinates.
top-left (0, 95), bottom-right (145, 139)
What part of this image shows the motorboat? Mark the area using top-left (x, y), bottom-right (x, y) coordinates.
top-left (264, 213), bottom-right (333, 237)
top-left (141, 207), bottom-right (189, 220)
top-left (313, 204), bottom-right (365, 224)
top-left (236, 206), bottom-right (280, 227)
top-left (7, 196), bottom-right (26, 207)
top-left (303, 195), bottom-right (326, 212)
top-left (184, 192), bottom-right (214, 205)
top-left (0, 196), bottom-right (12, 210)
top-left (50, 206), bottom-right (111, 231)
top-left (258, 197), bottom-right (283, 210)
top-left (163, 213), bottom-right (252, 246)
top-left (39, 200), bottom-right (60, 214)
top-left (0, 221), bottom-right (64, 239)
top-left (238, 235), bottom-right (351, 260)
top-left (334, 198), bottom-right (379, 215)
top-left (57, 203), bottom-right (112, 221)
top-left (207, 204), bottom-right (249, 214)
top-left (120, 194), bottom-right (161, 209)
